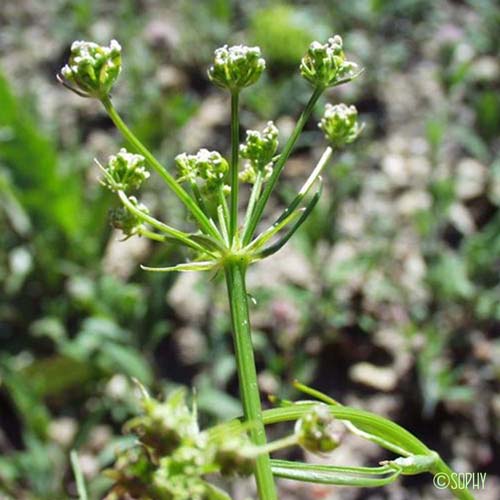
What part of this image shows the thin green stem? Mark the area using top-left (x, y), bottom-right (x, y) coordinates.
top-left (262, 404), bottom-right (474, 500)
top-left (217, 205), bottom-right (230, 245)
top-left (242, 170), bottom-right (264, 238)
top-left (190, 181), bottom-right (210, 216)
top-left (242, 86), bottom-right (324, 245)
top-left (256, 433), bottom-right (298, 455)
top-left (101, 96), bottom-right (221, 240)
top-left (275, 146), bottom-right (332, 225)
top-left (230, 91), bottom-right (240, 243)
top-left (117, 191), bottom-right (212, 255)
top-left (137, 228), bottom-right (169, 242)
top-left (218, 184), bottom-right (230, 242)
top-left (224, 260), bottom-right (277, 500)
top-left (70, 450), bottom-right (88, 500)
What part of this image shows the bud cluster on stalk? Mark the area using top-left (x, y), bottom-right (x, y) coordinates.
top-left (175, 149), bottom-right (229, 194)
top-left (60, 40), bottom-right (122, 98)
top-left (319, 103), bottom-right (363, 147)
top-left (104, 388), bottom-right (257, 500)
top-left (300, 35), bottom-right (358, 88)
top-left (208, 44), bottom-right (266, 92)
top-left (239, 121), bottom-right (279, 184)
top-left (100, 148), bottom-right (150, 193)
top-left (295, 405), bottom-right (341, 454)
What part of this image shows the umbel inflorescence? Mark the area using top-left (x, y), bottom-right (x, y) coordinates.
top-left (60, 35), bottom-right (473, 500)
top-left (58, 36), bottom-right (361, 269)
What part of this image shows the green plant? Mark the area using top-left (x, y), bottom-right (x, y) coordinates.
top-left (59, 37), bottom-right (474, 500)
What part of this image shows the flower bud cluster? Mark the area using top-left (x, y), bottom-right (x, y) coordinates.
top-left (208, 44), bottom-right (265, 92)
top-left (100, 148), bottom-right (149, 193)
top-left (239, 121), bottom-right (279, 184)
top-left (109, 197), bottom-right (149, 237)
top-left (104, 445), bottom-right (210, 500)
top-left (300, 35), bottom-right (358, 88)
top-left (125, 389), bottom-right (200, 457)
top-left (106, 389), bottom-right (256, 499)
top-left (60, 40), bottom-right (122, 98)
top-left (175, 149), bottom-right (229, 193)
top-left (295, 405), bottom-right (341, 454)
top-left (319, 103), bottom-right (362, 147)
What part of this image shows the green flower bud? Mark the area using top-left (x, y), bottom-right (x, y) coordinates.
top-left (300, 35), bottom-right (358, 88)
top-left (109, 197), bottom-right (149, 237)
top-left (101, 148), bottom-right (149, 192)
top-left (239, 121), bottom-right (278, 184)
top-left (295, 405), bottom-right (341, 454)
top-left (60, 39), bottom-right (122, 98)
top-left (208, 44), bottom-right (265, 92)
top-left (175, 153), bottom-right (198, 183)
top-left (176, 149), bottom-right (229, 192)
top-left (319, 103), bottom-right (362, 147)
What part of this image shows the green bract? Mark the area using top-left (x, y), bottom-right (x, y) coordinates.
top-left (319, 103), bottom-right (362, 147)
top-left (295, 405), bottom-right (340, 454)
top-left (239, 121), bottom-right (278, 184)
top-left (176, 149), bottom-right (229, 192)
top-left (208, 44), bottom-right (265, 92)
top-left (100, 148), bottom-right (149, 193)
top-left (300, 35), bottom-right (358, 88)
top-left (60, 39), bottom-right (122, 98)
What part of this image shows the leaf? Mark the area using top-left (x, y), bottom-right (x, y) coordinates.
top-left (258, 181), bottom-right (322, 258)
top-left (141, 260), bottom-right (217, 273)
top-left (246, 209), bottom-right (302, 254)
top-left (271, 459), bottom-right (401, 487)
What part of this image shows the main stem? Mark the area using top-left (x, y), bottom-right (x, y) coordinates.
top-left (225, 260), bottom-right (277, 500)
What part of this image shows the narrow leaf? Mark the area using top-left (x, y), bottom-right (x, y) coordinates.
top-left (258, 181), bottom-right (322, 258)
top-left (271, 460), bottom-right (401, 487)
top-left (246, 209), bottom-right (302, 254)
top-left (141, 261), bottom-right (217, 273)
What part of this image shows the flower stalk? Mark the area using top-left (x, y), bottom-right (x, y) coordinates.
top-left (230, 91), bottom-right (240, 242)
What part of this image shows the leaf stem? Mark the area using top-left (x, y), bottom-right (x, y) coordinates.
top-left (101, 96), bottom-right (221, 240)
top-left (224, 259), bottom-right (277, 500)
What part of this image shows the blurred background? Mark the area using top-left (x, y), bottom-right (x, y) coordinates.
top-left (0, 0), bottom-right (499, 498)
